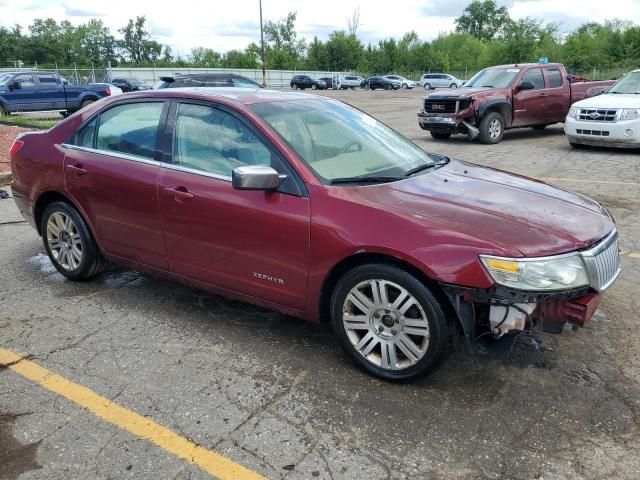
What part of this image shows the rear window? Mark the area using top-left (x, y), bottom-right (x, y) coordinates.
top-left (95, 102), bottom-right (164, 159)
top-left (547, 68), bottom-right (563, 88)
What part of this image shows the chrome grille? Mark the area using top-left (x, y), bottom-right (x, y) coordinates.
top-left (581, 231), bottom-right (621, 291)
top-left (424, 100), bottom-right (457, 114)
top-left (577, 108), bottom-right (618, 122)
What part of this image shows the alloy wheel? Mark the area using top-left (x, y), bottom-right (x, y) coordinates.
top-left (46, 211), bottom-right (83, 271)
top-left (342, 279), bottom-right (430, 370)
top-left (489, 118), bottom-right (502, 139)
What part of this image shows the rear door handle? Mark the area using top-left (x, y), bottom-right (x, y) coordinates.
top-left (65, 164), bottom-right (87, 176)
top-left (164, 187), bottom-right (194, 201)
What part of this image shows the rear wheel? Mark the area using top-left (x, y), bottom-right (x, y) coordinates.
top-left (430, 131), bottom-right (452, 140)
top-left (450, 83), bottom-right (458, 89)
top-left (331, 264), bottom-right (451, 381)
top-left (312, 84), bottom-right (317, 90)
top-left (41, 202), bottom-right (106, 280)
top-left (80, 99), bottom-right (95, 110)
top-left (402, 83), bottom-right (408, 89)
top-left (385, 84), bottom-right (391, 90)
top-left (479, 112), bottom-right (505, 144)
top-left (424, 83), bottom-right (432, 90)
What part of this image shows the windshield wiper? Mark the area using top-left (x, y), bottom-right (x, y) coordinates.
top-left (403, 162), bottom-right (436, 177)
top-left (330, 175), bottom-right (402, 185)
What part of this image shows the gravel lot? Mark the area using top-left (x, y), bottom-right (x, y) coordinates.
top-left (1, 87), bottom-right (639, 479)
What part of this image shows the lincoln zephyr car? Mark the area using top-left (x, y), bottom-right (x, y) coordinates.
top-left (10, 88), bottom-right (621, 381)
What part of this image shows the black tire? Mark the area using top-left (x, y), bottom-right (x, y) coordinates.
top-left (430, 131), bottom-right (452, 140)
top-left (0, 104), bottom-right (7, 116)
top-left (330, 263), bottom-right (451, 382)
top-left (478, 111), bottom-right (505, 144)
top-left (532, 124), bottom-right (547, 130)
top-left (569, 142), bottom-right (587, 149)
top-left (80, 98), bottom-right (95, 109)
top-left (450, 83), bottom-right (458, 89)
top-left (402, 83), bottom-right (408, 89)
top-left (424, 83), bottom-right (432, 90)
top-left (41, 201), bottom-right (106, 280)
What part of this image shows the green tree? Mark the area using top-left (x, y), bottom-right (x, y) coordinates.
top-left (263, 12), bottom-right (306, 69)
top-left (118, 16), bottom-right (163, 64)
top-left (325, 31), bottom-right (363, 71)
top-left (455, 0), bottom-right (511, 41)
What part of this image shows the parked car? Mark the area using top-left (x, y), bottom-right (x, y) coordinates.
top-left (290, 75), bottom-right (327, 90)
top-left (157, 73), bottom-right (263, 89)
top-left (565, 69), bottom-right (640, 149)
top-left (418, 63), bottom-right (616, 144)
top-left (341, 75), bottom-right (364, 89)
top-left (0, 71), bottom-right (119, 116)
top-left (111, 77), bottom-right (149, 92)
top-left (318, 77), bottom-right (333, 88)
top-left (419, 73), bottom-right (463, 90)
top-left (384, 75), bottom-right (416, 89)
top-left (10, 89), bottom-right (620, 381)
top-left (361, 77), bottom-right (399, 90)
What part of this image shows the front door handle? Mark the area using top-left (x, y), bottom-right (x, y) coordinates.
top-left (164, 186), bottom-right (194, 201)
top-left (65, 164), bottom-right (87, 176)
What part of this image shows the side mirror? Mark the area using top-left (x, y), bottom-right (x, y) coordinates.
top-left (517, 81), bottom-right (535, 91)
top-left (232, 165), bottom-right (286, 191)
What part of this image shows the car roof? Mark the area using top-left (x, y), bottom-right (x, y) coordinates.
top-left (490, 63), bottom-right (564, 69)
top-left (106, 87), bottom-right (322, 106)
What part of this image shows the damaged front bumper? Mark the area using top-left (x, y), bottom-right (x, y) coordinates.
top-left (417, 110), bottom-right (479, 139)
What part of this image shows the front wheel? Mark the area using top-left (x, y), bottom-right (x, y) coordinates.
top-left (331, 264), bottom-right (451, 381)
top-left (449, 83), bottom-right (458, 89)
top-left (42, 202), bottom-right (106, 280)
top-left (402, 83), bottom-right (408, 89)
top-left (569, 141), bottom-right (587, 149)
top-left (478, 112), bottom-right (505, 144)
top-left (312, 84), bottom-right (317, 90)
top-left (423, 83), bottom-right (432, 90)
top-left (0, 104), bottom-right (7, 116)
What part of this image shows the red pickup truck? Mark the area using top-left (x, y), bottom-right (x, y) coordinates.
top-left (417, 63), bottom-right (615, 144)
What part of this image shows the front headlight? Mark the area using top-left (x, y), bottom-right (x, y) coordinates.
top-left (620, 108), bottom-right (640, 121)
top-left (480, 254), bottom-right (589, 291)
top-left (567, 106), bottom-right (578, 118)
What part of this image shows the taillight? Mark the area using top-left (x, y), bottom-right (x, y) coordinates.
top-left (105, 86), bottom-right (111, 96)
top-left (9, 139), bottom-right (24, 157)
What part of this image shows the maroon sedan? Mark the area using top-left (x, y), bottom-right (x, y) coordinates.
top-left (10, 88), bottom-right (620, 381)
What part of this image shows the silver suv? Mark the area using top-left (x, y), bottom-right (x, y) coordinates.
top-left (419, 73), bottom-right (463, 90)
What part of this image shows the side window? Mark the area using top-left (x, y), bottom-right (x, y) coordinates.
top-left (232, 78), bottom-right (258, 87)
top-left (546, 68), bottom-right (563, 88)
top-left (173, 103), bottom-right (273, 178)
top-left (522, 68), bottom-right (545, 89)
top-left (71, 117), bottom-right (98, 148)
top-left (36, 74), bottom-right (58, 88)
top-left (96, 102), bottom-right (164, 159)
top-left (13, 74), bottom-right (36, 89)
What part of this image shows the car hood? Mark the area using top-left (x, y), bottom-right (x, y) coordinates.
top-left (353, 160), bottom-right (614, 257)
top-left (423, 87), bottom-right (498, 99)
top-left (574, 93), bottom-right (640, 109)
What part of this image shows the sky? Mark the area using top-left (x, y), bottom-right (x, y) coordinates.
top-left (1, 0), bottom-right (640, 56)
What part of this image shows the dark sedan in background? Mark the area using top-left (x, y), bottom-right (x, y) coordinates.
top-left (157, 73), bottom-right (263, 89)
top-left (361, 76), bottom-right (400, 90)
top-left (111, 77), bottom-right (150, 92)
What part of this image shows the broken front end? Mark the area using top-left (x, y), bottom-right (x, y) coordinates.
top-left (443, 229), bottom-right (620, 347)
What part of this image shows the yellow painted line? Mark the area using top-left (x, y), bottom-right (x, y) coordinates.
top-left (538, 177), bottom-right (640, 187)
top-left (629, 252), bottom-right (640, 259)
top-left (0, 348), bottom-right (264, 480)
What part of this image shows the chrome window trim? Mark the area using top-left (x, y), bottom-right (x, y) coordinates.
top-left (61, 144), bottom-right (161, 167)
top-left (161, 163), bottom-right (232, 182)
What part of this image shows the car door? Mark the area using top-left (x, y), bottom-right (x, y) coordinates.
top-left (512, 67), bottom-right (547, 127)
top-left (63, 100), bottom-right (169, 270)
top-left (34, 73), bottom-right (66, 110)
top-left (543, 66), bottom-right (570, 123)
top-left (7, 74), bottom-right (38, 111)
top-left (157, 100), bottom-right (311, 310)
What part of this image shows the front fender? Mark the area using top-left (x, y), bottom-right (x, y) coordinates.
top-left (477, 99), bottom-right (513, 125)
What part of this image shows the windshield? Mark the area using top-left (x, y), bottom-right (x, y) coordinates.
top-left (0, 74), bottom-right (12, 86)
top-left (465, 67), bottom-right (521, 89)
top-left (250, 99), bottom-right (436, 184)
top-left (608, 71), bottom-right (640, 94)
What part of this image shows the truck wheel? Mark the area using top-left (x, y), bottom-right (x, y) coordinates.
top-left (479, 112), bottom-right (505, 144)
top-left (0, 104), bottom-right (7, 116)
top-left (330, 263), bottom-right (451, 381)
top-left (430, 131), bottom-right (451, 140)
top-left (80, 99), bottom-right (95, 110)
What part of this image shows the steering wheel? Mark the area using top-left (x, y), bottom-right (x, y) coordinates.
top-left (340, 140), bottom-right (363, 154)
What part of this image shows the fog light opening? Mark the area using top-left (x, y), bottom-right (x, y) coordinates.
top-left (625, 128), bottom-right (635, 137)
